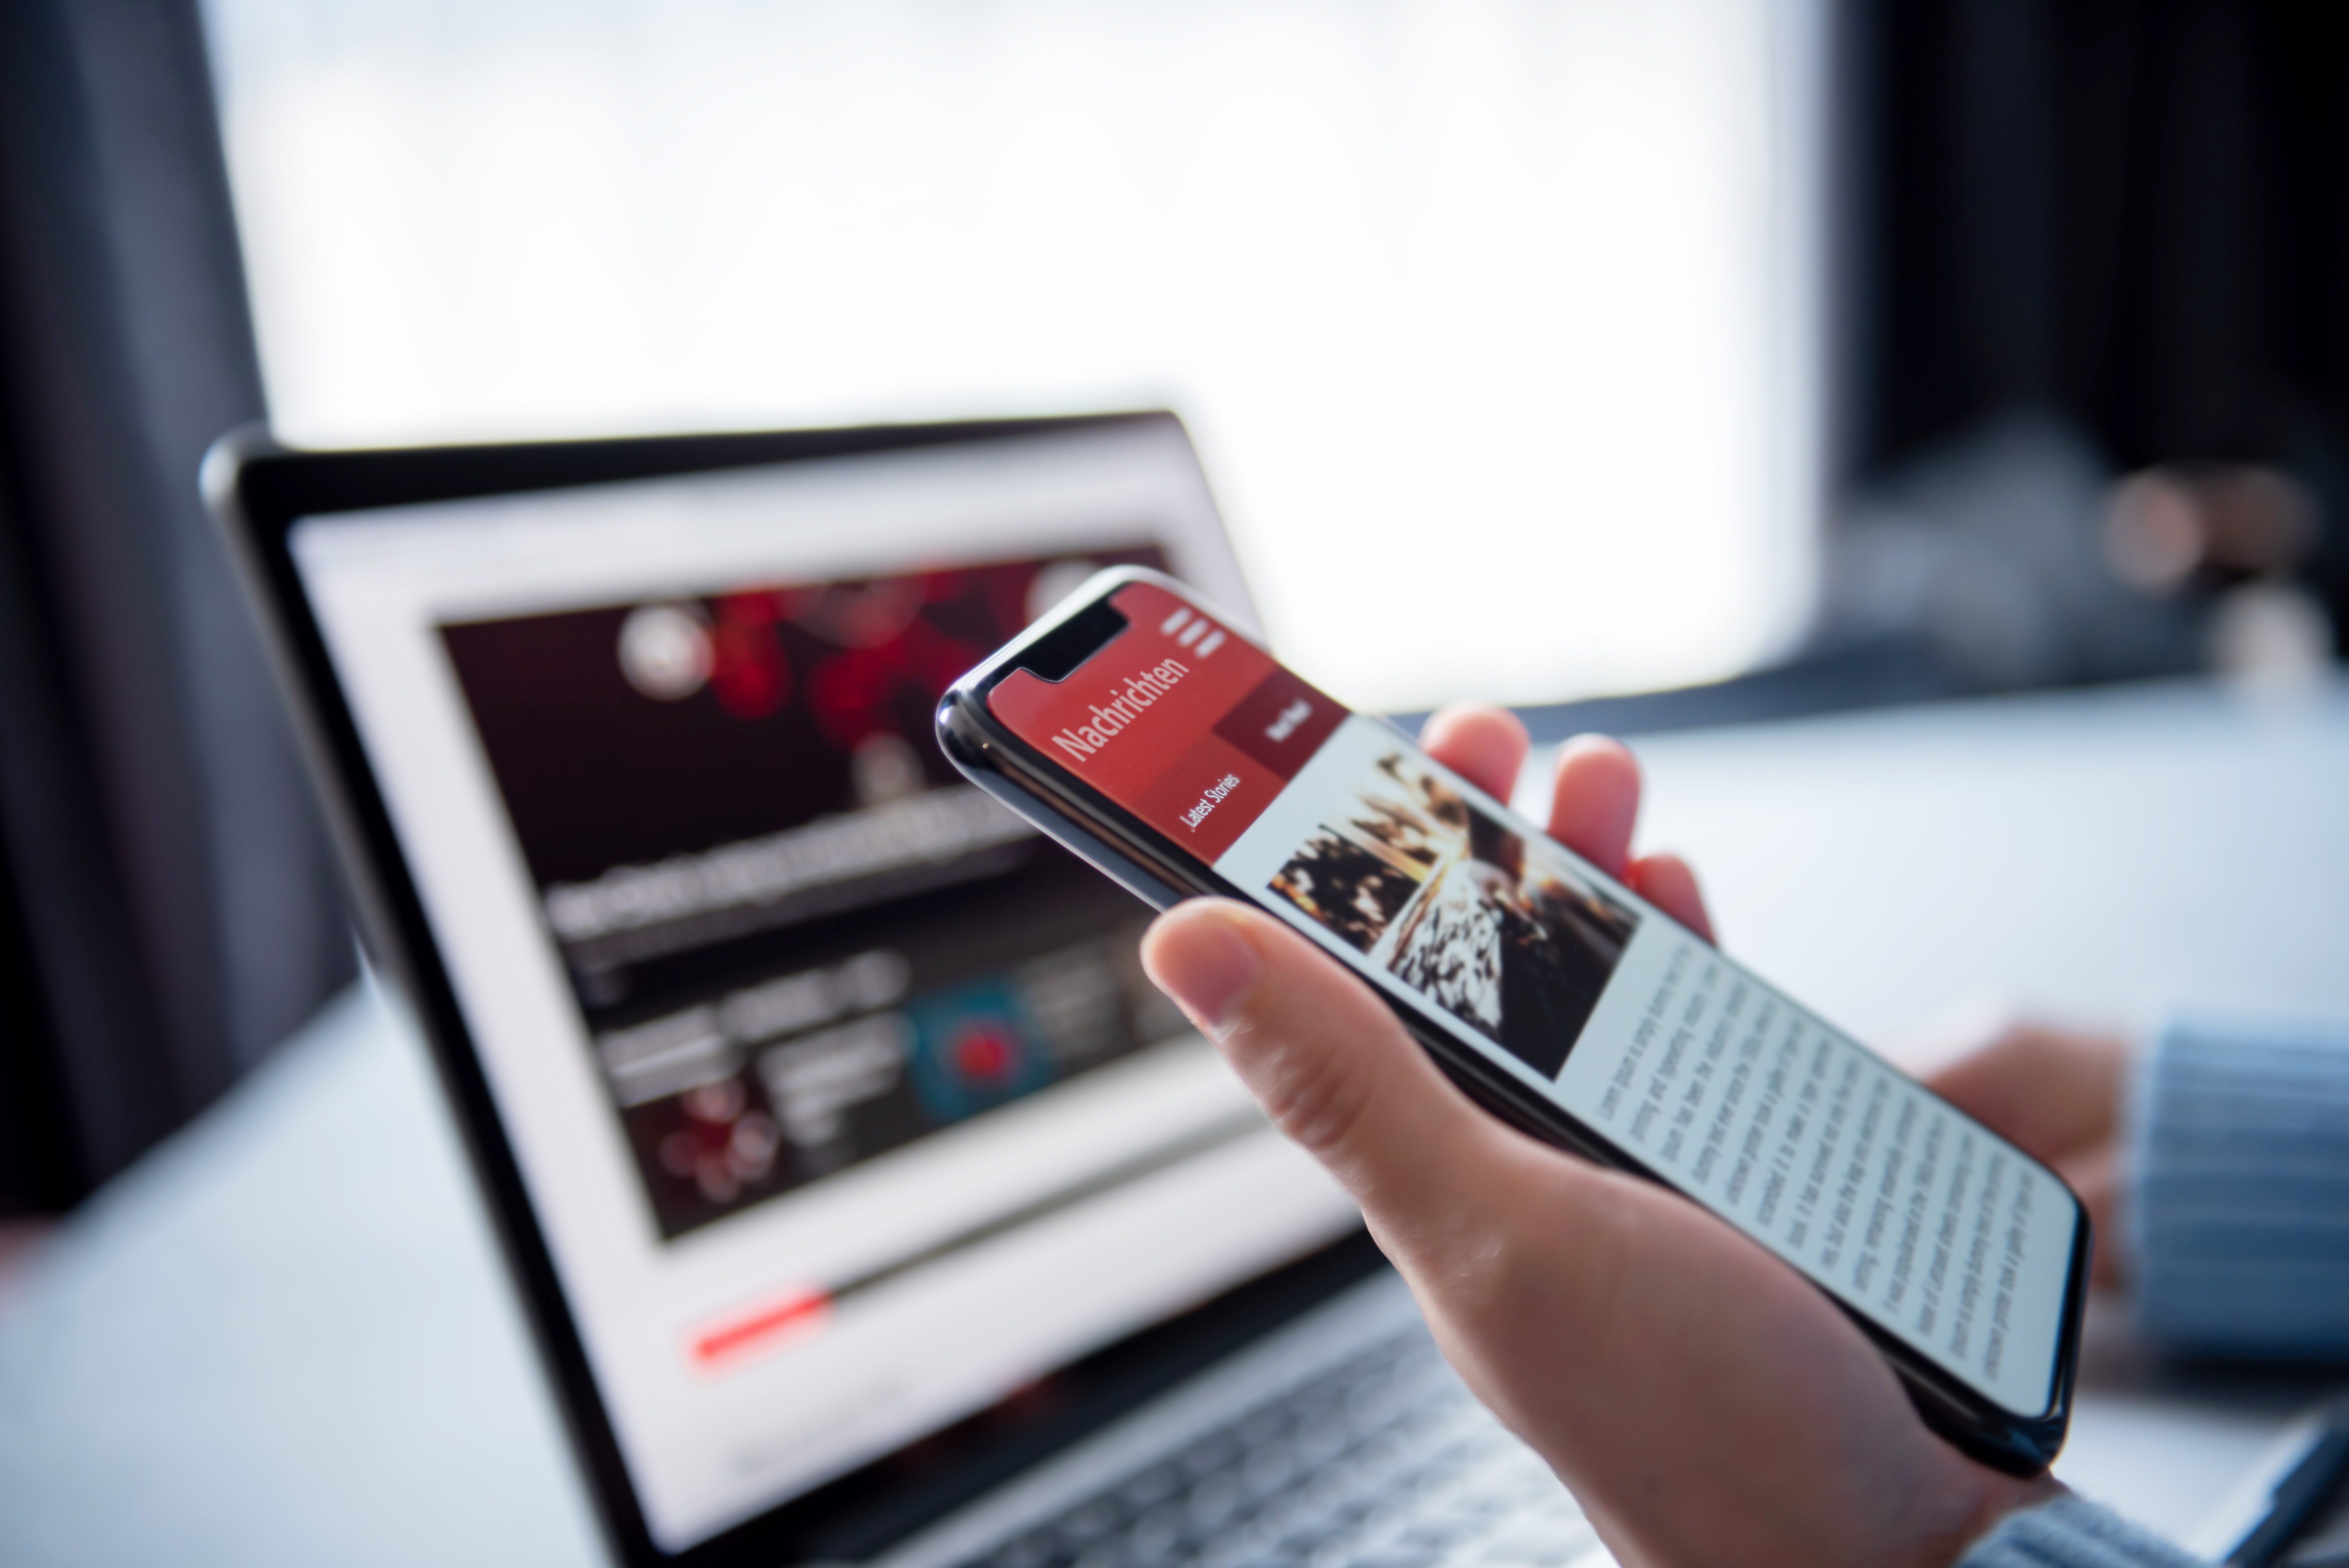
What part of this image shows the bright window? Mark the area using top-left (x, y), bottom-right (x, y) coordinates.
top-left (202, 0), bottom-right (1823, 711)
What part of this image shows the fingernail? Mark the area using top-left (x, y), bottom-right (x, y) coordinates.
top-left (1145, 907), bottom-right (1264, 1033)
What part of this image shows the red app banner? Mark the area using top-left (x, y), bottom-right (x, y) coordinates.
top-left (987, 582), bottom-right (1348, 861)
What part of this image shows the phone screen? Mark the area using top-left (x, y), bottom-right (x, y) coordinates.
top-left (984, 579), bottom-right (2079, 1417)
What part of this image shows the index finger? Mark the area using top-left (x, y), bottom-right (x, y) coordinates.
top-left (1420, 704), bottom-right (1529, 806)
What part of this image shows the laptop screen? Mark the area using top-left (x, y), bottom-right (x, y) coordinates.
top-left (284, 424), bottom-right (1357, 1552)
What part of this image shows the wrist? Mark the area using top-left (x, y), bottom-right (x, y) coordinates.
top-left (1930, 1471), bottom-right (2069, 1568)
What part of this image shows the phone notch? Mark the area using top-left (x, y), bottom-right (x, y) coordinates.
top-left (1017, 597), bottom-right (1130, 683)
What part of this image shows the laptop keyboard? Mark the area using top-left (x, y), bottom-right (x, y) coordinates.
top-left (963, 1328), bottom-right (1609, 1568)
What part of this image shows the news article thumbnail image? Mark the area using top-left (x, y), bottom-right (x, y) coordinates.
top-left (1268, 750), bottom-right (1638, 1077)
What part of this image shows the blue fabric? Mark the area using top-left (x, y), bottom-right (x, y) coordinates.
top-left (1953, 1017), bottom-right (2349, 1568)
top-left (1957, 1493), bottom-right (2205, 1568)
top-left (2127, 1016), bottom-right (2349, 1357)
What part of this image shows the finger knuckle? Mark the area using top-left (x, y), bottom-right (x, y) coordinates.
top-left (1227, 1018), bottom-right (1373, 1160)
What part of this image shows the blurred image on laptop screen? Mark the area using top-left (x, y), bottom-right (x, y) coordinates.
top-left (446, 551), bottom-right (1181, 1238)
top-left (283, 421), bottom-right (1358, 1551)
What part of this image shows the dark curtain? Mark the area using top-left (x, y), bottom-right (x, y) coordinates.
top-left (1839, 0), bottom-right (2349, 637)
top-left (0, 0), bottom-right (352, 1212)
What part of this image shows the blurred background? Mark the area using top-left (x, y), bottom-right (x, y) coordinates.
top-left (2, 0), bottom-right (2345, 1225)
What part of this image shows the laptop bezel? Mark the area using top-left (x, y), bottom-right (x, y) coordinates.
top-left (203, 413), bottom-right (1383, 1568)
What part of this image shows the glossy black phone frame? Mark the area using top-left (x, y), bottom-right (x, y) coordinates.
top-left (936, 570), bottom-right (2091, 1479)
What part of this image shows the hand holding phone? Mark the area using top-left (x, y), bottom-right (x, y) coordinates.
top-left (937, 569), bottom-right (2086, 1565)
top-left (1144, 888), bottom-right (2060, 1568)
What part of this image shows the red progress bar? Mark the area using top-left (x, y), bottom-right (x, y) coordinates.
top-left (681, 1112), bottom-right (1269, 1378)
top-left (688, 1287), bottom-right (832, 1373)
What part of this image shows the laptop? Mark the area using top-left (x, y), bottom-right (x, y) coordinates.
top-left (209, 412), bottom-right (1607, 1568)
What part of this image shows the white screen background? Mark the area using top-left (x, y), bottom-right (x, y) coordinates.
top-left (1216, 714), bottom-right (2077, 1416)
top-left (289, 428), bottom-right (1359, 1549)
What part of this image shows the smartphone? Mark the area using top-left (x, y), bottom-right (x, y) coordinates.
top-left (936, 567), bottom-right (2089, 1475)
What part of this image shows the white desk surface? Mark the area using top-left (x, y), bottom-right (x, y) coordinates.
top-left (4, 674), bottom-right (2345, 1566)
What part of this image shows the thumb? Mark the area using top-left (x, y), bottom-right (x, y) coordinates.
top-left (1141, 898), bottom-right (1523, 1255)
